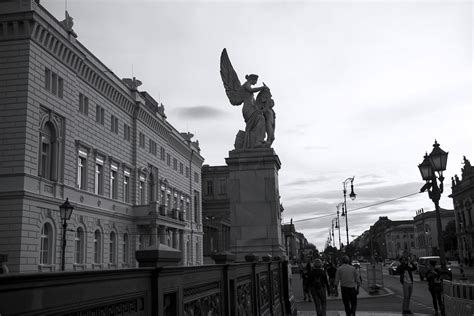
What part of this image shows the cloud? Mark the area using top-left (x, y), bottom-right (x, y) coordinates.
top-left (173, 106), bottom-right (228, 119)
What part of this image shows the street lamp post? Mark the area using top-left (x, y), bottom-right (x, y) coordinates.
top-left (342, 177), bottom-right (356, 246)
top-left (59, 198), bottom-right (74, 271)
top-left (336, 203), bottom-right (344, 249)
top-left (418, 140), bottom-right (448, 275)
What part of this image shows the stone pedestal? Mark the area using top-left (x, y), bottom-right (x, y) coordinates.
top-left (225, 148), bottom-right (285, 262)
top-left (135, 244), bottom-right (181, 268)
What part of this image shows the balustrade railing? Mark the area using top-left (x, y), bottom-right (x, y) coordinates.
top-left (0, 260), bottom-right (295, 316)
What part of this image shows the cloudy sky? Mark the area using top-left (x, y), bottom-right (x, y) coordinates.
top-left (44, 0), bottom-right (472, 250)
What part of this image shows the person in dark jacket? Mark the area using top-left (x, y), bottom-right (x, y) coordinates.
top-left (426, 260), bottom-right (444, 315)
top-left (326, 262), bottom-right (338, 297)
top-left (302, 262), bottom-right (312, 302)
top-left (308, 259), bottom-right (330, 316)
top-left (399, 256), bottom-right (417, 315)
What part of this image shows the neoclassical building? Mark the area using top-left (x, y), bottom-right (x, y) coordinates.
top-left (450, 156), bottom-right (474, 266)
top-left (0, 0), bottom-right (204, 273)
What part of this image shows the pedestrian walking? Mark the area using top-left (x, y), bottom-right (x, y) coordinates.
top-left (399, 256), bottom-right (417, 315)
top-left (308, 259), bottom-right (330, 316)
top-left (426, 260), bottom-right (444, 315)
top-left (302, 262), bottom-right (312, 302)
top-left (326, 262), bottom-right (338, 297)
top-left (335, 256), bottom-right (361, 316)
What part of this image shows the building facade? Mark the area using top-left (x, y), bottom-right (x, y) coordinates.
top-left (450, 156), bottom-right (474, 266)
top-left (413, 208), bottom-right (454, 258)
top-left (385, 222), bottom-right (415, 258)
top-left (0, 1), bottom-right (204, 273)
top-left (201, 165), bottom-right (231, 263)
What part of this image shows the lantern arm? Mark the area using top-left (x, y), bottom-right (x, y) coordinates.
top-left (420, 182), bottom-right (432, 193)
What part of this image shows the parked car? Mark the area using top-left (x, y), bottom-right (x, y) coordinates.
top-left (352, 260), bottom-right (360, 268)
top-left (383, 259), bottom-right (392, 266)
top-left (388, 261), bottom-right (401, 275)
top-left (418, 256), bottom-right (452, 281)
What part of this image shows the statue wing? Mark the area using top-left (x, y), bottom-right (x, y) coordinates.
top-left (220, 48), bottom-right (244, 106)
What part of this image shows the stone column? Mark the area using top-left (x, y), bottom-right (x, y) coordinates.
top-left (150, 223), bottom-right (158, 246)
top-left (172, 229), bottom-right (178, 249)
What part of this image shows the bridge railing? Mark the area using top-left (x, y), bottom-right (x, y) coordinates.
top-left (0, 260), bottom-right (295, 316)
top-left (443, 279), bottom-right (474, 316)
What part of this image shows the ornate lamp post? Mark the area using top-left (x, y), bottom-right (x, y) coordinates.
top-left (418, 140), bottom-right (448, 274)
top-left (336, 203), bottom-right (344, 249)
top-left (342, 177), bottom-right (356, 246)
top-left (59, 198), bottom-right (74, 271)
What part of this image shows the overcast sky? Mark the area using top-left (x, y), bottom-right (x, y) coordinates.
top-left (44, 0), bottom-right (473, 250)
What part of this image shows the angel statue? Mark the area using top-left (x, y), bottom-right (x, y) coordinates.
top-left (220, 48), bottom-right (275, 149)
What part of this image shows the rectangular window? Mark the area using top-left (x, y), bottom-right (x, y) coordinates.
top-left (166, 154), bottom-right (171, 166)
top-left (149, 139), bottom-right (157, 155)
top-left (40, 142), bottom-right (50, 178)
top-left (95, 158), bottom-right (104, 195)
top-left (139, 177), bottom-right (145, 204)
top-left (139, 132), bottom-right (145, 148)
top-left (111, 115), bottom-right (118, 134)
top-left (194, 172), bottom-right (199, 183)
top-left (79, 93), bottom-right (89, 115)
top-left (44, 67), bottom-right (64, 98)
top-left (173, 158), bottom-right (177, 171)
top-left (96, 105), bottom-right (104, 124)
top-left (110, 164), bottom-right (118, 199)
top-left (219, 179), bottom-right (227, 195)
top-left (77, 153), bottom-right (87, 190)
top-left (51, 73), bottom-right (58, 95)
top-left (206, 180), bottom-right (213, 196)
top-left (44, 68), bottom-right (51, 90)
top-left (124, 124), bottom-right (131, 141)
top-left (123, 173), bottom-right (130, 203)
top-left (180, 162), bottom-right (184, 175)
top-left (160, 147), bottom-right (165, 161)
top-left (185, 167), bottom-right (190, 178)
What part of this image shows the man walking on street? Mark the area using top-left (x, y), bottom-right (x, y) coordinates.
top-left (399, 256), bottom-right (417, 315)
top-left (335, 256), bottom-right (361, 316)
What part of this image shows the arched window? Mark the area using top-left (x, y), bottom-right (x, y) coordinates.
top-left (94, 230), bottom-right (102, 264)
top-left (40, 223), bottom-right (53, 264)
top-left (123, 234), bottom-right (129, 264)
top-left (109, 232), bottom-right (116, 264)
top-left (39, 122), bottom-right (56, 180)
top-left (74, 227), bottom-right (84, 264)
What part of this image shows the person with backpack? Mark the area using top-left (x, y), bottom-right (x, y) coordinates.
top-left (426, 260), bottom-right (444, 315)
top-left (335, 256), bottom-right (361, 316)
top-left (308, 258), bottom-right (330, 316)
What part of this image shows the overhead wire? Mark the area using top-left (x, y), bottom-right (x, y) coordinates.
top-left (287, 191), bottom-right (421, 224)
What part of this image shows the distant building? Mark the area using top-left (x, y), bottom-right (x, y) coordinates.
top-left (413, 208), bottom-right (454, 258)
top-left (385, 222), bottom-right (415, 258)
top-left (201, 165), bottom-right (231, 264)
top-left (450, 156), bottom-right (474, 266)
top-left (282, 222), bottom-right (308, 262)
top-left (0, 1), bottom-right (204, 273)
top-left (369, 216), bottom-right (413, 260)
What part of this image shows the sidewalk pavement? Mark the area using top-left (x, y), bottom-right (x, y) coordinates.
top-left (290, 274), bottom-right (431, 316)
